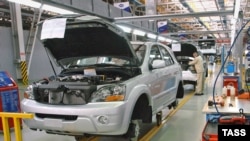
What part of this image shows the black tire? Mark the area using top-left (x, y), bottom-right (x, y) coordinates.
top-left (74, 135), bottom-right (92, 141)
top-left (125, 120), bottom-right (141, 141)
top-left (74, 136), bottom-right (85, 141)
top-left (176, 83), bottom-right (184, 98)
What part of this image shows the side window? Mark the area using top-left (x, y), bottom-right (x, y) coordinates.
top-left (150, 45), bottom-right (162, 62)
top-left (159, 46), bottom-right (174, 66)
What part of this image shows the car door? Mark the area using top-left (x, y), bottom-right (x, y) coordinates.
top-left (158, 45), bottom-right (179, 104)
top-left (149, 44), bottom-right (173, 111)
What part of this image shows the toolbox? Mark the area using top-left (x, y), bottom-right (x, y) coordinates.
top-left (202, 121), bottom-right (218, 141)
top-left (0, 71), bottom-right (21, 131)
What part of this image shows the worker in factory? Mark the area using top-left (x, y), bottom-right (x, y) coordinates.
top-left (189, 51), bottom-right (205, 95)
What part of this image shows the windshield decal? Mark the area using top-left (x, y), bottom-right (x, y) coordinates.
top-left (41, 18), bottom-right (67, 40)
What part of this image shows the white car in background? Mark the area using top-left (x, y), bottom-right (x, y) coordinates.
top-left (21, 14), bottom-right (184, 141)
top-left (177, 56), bottom-right (197, 88)
top-left (169, 43), bottom-right (208, 90)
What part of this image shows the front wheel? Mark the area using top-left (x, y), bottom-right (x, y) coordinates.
top-left (74, 136), bottom-right (86, 141)
top-left (124, 120), bottom-right (141, 141)
top-left (74, 135), bottom-right (93, 141)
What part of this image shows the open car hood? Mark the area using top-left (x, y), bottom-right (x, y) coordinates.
top-left (168, 43), bottom-right (198, 57)
top-left (37, 15), bottom-right (139, 66)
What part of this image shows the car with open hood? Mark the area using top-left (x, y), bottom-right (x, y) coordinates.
top-left (169, 43), bottom-right (208, 90)
top-left (21, 14), bottom-right (184, 141)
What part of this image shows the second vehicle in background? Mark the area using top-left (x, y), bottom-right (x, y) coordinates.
top-left (169, 43), bottom-right (208, 90)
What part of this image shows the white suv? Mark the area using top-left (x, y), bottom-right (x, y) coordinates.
top-left (21, 15), bottom-right (184, 141)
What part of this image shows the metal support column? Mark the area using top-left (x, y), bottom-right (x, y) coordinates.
top-left (233, 11), bottom-right (244, 72)
top-left (26, 5), bottom-right (43, 75)
top-left (9, 3), bottom-right (28, 85)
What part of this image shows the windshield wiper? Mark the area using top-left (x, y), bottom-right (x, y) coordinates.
top-left (88, 63), bottom-right (123, 67)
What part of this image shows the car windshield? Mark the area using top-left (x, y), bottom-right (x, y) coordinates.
top-left (131, 43), bottom-right (146, 65)
top-left (62, 56), bottom-right (130, 68)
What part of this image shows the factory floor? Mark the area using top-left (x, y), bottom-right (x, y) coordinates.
top-left (0, 63), bottom-right (224, 141)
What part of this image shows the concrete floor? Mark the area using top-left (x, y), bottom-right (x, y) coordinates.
top-left (0, 63), bottom-right (223, 141)
top-left (151, 64), bottom-right (223, 141)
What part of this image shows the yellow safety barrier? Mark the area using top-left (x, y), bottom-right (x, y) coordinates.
top-left (0, 112), bottom-right (33, 141)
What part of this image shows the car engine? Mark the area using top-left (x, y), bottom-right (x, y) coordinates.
top-left (31, 67), bottom-right (140, 105)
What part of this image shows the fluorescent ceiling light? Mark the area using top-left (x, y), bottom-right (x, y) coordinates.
top-left (7, 0), bottom-right (41, 8)
top-left (210, 16), bottom-right (220, 21)
top-left (147, 33), bottom-right (157, 39)
top-left (245, 50), bottom-right (248, 55)
top-left (133, 29), bottom-right (146, 36)
top-left (158, 36), bottom-right (166, 41)
top-left (7, 0), bottom-right (76, 14)
top-left (200, 17), bottom-right (210, 22)
top-left (42, 4), bottom-right (76, 14)
top-left (117, 25), bottom-right (132, 33)
top-left (165, 38), bottom-right (172, 42)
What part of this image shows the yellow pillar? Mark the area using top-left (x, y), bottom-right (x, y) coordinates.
top-left (1, 116), bottom-right (11, 141)
top-left (13, 118), bottom-right (22, 141)
top-left (20, 61), bottom-right (28, 86)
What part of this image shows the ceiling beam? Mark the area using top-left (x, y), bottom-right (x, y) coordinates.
top-left (161, 30), bottom-right (231, 35)
top-left (114, 10), bottom-right (233, 22)
top-left (170, 20), bottom-right (231, 24)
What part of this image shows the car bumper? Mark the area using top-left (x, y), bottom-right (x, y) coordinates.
top-left (21, 99), bottom-right (128, 135)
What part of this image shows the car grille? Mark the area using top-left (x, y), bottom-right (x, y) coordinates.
top-left (36, 113), bottom-right (77, 121)
top-left (33, 83), bottom-right (97, 105)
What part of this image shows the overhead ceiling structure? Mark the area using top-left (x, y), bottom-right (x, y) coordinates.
top-left (110, 0), bottom-right (250, 46)
top-left (157, 0), bottom-right (235, 46)
top-left (162, 0), bottom-right (232, 39)
top-left (122, 0), bottom-right (238, 45)
top-left (0, 0), bottom-right (56, 29)
top-left (1, 0), bottom-right (250, 46)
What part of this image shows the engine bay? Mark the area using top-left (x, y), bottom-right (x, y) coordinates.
top-left (31, 67), bottom-right (141, 105)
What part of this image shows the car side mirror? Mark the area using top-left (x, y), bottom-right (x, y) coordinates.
top-left (152, 60), bottom-right (166, 69)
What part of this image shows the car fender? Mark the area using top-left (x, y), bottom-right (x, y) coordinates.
top-left (121, 84), bottom-right (152, 131)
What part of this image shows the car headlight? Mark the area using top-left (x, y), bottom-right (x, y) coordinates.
top-left (90, 84), bottom-right (126, 102)
top-left (24, 85), bottom-right (34, 100)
